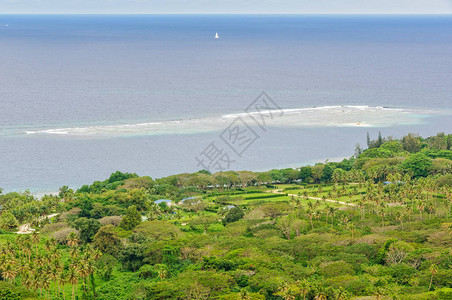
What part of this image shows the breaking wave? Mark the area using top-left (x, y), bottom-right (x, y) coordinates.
top-left (23, 105), bottom-right (438, 138)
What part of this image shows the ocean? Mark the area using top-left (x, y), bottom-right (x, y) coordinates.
top-left (0, 15), bottom-right (451, 193)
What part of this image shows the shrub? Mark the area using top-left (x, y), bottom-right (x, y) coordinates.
top-left (93, 225), bottom-right (123, 255)
top-left (41, 222), bottom-right (71, 234)
top-left (138, 264), bottom-right (159, 279)
top-left (389, 263), bottom-right (417, 284)
top-left (90, 203), bottom-right (121, 218)
top-left (0, 281), bottom-right (37, 300)
top-left (0, 212), bottom-right (18, 230)
top-left (99, 215), bottom-right (123, 227)
top-left (402, 153), bottom-right (433, 177)
top-left (380, 141), bottom-right (404, 153)
top-left (436, 174), bottom-right (452, 187)
top-left (73, 217), bottom-right (101, 243)
top-left (208, 223), bottom-right (225, 232)
top-left (346, 243), bottom-right (378, 260)
top-left (317, 261), bottom-right (355, 277)
top-left (119, 205), bottom-right (141, 230)
top-left (223, 206), bottom-right (245, 225)
top-left (343, 275), bottom-right (373, 296)
top-left (134, 220), bottom-right (182, 241)
top-left (51, 227), bottom-right (79, 244)
top-left (361, 148), bottom-right (394, 159)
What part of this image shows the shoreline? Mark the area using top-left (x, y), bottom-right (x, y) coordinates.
top-left (2, 156), bottom-right (350, 196)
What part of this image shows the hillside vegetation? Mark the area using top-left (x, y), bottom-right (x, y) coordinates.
top-left (0, 132), bottom-right (451, 300)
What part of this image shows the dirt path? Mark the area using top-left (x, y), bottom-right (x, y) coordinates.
top-left (16, 213), bottom-right (59, 234)
top-left (267, 189), bottom-right (357, 207)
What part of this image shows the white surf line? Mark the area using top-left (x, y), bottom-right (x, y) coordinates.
top-left (22, 106), bottom-right (437, 137)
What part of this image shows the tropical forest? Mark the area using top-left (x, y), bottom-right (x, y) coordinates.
top-left (0, 132), bottom-right (451, 300)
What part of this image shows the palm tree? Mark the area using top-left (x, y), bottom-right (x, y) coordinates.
top-left (238, 289), bottom-right (252, 300)
top-left (148, 203), bottom-right (162, 220)
top-left (67, 267), bottom-right (79, 300)
top-left (70, 246), bottom-right (79, 259)
top-left (17, 258), bottom-right (30, 278)
top-left (51, 247), bottom-right (61, 261)
top-left (43, 239), bottom-right (53, 253)
top-left (78, 260), bottom-right (90, 293)
top-left (395, 211), bottom-right (404, 229)
top-left (274, 284), bottom-right (296, 300)
top-left (329, 206), bottom-right (337, 226)
top-left (59, 271), bottom-right (68, 300)
top-left (158, 266), bottom-right (168, 279)
top-left (23, 240), bottom-right (32, 263)
top-left (427, 203), bottom-right (435, 220)
top-left (324, 205), bottom-right (330, 224)
top-left (379, 202), bottom-right (386, 227)
top-left (32, 231), bottom-right (40, 255)
top-left (405, 205), bottom-right (412, 222)
top-left (2, 263), bottom-right (18, 284)
top-left (41, 275), bottom-right (51, 299)
top-left (357, 200), bottom-right (365, 220)
top-left (298, 279), bottom-right (310, 300)
top-left (333, 287), bottom-right (349, 300)
top-left (85, 259), bottom-right (96, 295)
top-left (306, 210), bottom-right (314, 230)
top-left (67, 232), bottom-right (80, 248)
top-left (348, 223), bottom-right (356, 239)
top-left (417, 201), bottom-right (425, 221)
top-left (22, 271), bottom-right (33, 289)
top-left (314, 286), bottom-right (328, 300)
top-left (373, 287), bottom-right (385, 300)
top-left (49, 266), bottom-right (60, 298)
top-left (428, 263), bottom-right (438, 292)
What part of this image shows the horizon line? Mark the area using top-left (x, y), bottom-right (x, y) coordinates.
top-left (1, 13), bottom-right (452, 16)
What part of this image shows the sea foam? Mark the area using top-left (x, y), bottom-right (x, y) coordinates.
top-left (23, 105), bottom-right (440, 138)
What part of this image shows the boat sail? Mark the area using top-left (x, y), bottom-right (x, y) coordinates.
top-left (215, 32), bottom-right (219, 39)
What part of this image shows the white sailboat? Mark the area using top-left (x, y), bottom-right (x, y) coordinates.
top-left (215, 32), bottom-right (219, 39)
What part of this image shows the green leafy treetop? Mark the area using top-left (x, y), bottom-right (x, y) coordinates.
top-left (120, 205), bottom-right (141, 230)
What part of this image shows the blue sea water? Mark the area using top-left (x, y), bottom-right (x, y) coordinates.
top-left (0, 15), bottom-right (451, 192)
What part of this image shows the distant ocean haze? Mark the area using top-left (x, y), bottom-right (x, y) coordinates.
top-left (0, 15), bottom-right (451, 192)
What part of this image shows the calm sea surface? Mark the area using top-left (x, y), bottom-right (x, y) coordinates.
top-left (0, 15), bottom-right (451, 192)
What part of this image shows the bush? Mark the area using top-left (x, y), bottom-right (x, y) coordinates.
top-left (51, 227), bottom-right (79, 244)
top-left (223, 206), bottom-right (245, 225)
top-left (0, 212), bottom-right (18, 230)
top-left (389, 263), bottom-right (417, 284)
top-left (402, 153), bottom-right (433, 177)
top-left (73, 217), bottom-right (101, 243)
top-left (380, 141), bottom-right (404, 153)
top-left (317, 261), bottom-right (355, 277)
top-left (436, 174), bottom-right (452, 187)
top-left (436, 288), bottom-right (452, 300)
top-left (99, 215), bottom-right (123, 227)
top-left (119, 205), bottom-right (141, 230)
top-left (41, 222), bottom-right (69, 234)
top-left (138, 264), bottom-right (159, 279)
top-left (361, 148), bottom-right (394, 159)
top-left (346, 243), bottom-right (378, 260)
top-left (90, 203), bottom-right (121, 219)
top-left (343, 275), bottom-right (373, 296)
top-left (134, 220), bottom-right (182, 241)
top-left (93, 225), bottom-right (123, 255)
top-left (0, 281), bottom-right (37, 299)
top-left (208, 223), bottom-right (225, 232)
top-left (119, 243), bottom-right (147, 271)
